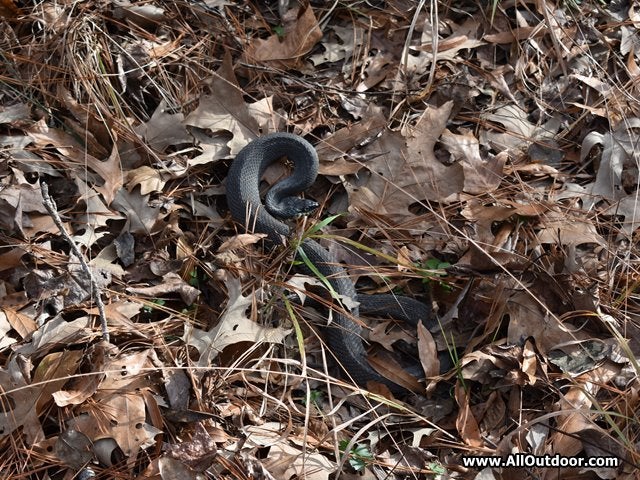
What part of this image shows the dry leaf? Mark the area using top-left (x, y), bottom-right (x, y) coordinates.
top-left (184, 52), bottom-right (259, 154)
top-left (417, 322), bottom-right (440, 378)
top-left (125, 166), bottom-right (166, 195)
top-left (134, 99), bottom-right (192, 153)
top-left (238, 423), bottom-right (336, 479)
top-left (184, 277), bottom-right (291, 367)
top-left (127, 272), bottom-right (200, 306)
top-left (368, 320), bottom-right (414, 351)
top-left (368, 350), bottom-right (423, 393)
top-left (33, 350), bottom-right (83, 413)
top-left (0, 357), bottom-right (45, 443)
top-left (440, 128), bottom-right (505, 194)
top-left (243, 6), bottom-right (322, 70)
top-left (454, 381), bottom-right (484, 448)
top-left (348, 102), bottom-right (463, 224)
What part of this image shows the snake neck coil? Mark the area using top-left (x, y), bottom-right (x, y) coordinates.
top-left (227, 132), bottom-right (320, 243)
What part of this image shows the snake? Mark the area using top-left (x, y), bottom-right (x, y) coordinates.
top-left (226, 132), bottom-right (435, 393)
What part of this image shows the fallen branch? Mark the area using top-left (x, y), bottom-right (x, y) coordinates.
top-left (40, 181), bottom-right (110, 343)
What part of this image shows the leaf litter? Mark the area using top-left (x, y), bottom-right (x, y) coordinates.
top-left (0, 0), bottom-right (639, 478)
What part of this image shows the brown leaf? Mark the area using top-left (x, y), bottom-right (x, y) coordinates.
top-left (316, 108), bottom-right (388, 176)
top-left (368, 350), bottom-right (423, 393)
top-left (53, 429), bottom-right (93, 470)
top-left (91, 142), bottom-right (124, 206)
top-left (125, 165), bottom-right (166, 195)
top-left (521, 339), bottom-right (539, 385)
top-left (3, 307), bottom-right (37, 338)
top-left (240, 423), bottom-right (335, 479)
top-left (0, 103), bottom-right (30, 124)
top-left (0, 358), bottom-right (44, 443)
top-left (96, 348), bottom-right (155, 392)
top-left (0, 0), bottom-right (19, 19)
top-left (183, 276), bottom-right (290, 367)
top-left (72, 178), bottom-right (123, 247)
top-left (440, 128), bottom-right (505, 194)
top-left (454, 381), bottom-right (484, 447)
top-left (126, 272), bottom-right (200, 306)
top-left (368, 320), bottom-right (414, 351)
top-left (309, 25), bottom-right (363, 67)
top-left (417, 322), bottom-right (440, 377)
top-left (217, 233), bottom-right (268, 253)
top-left (69, 393), bottom-right (160, 459)
top-left (0, 181), bottom-right (49, 233)
top-left (0, 248), bottom-right (27, 273)
top-left (52, 342), bottom-right (114, 407)
top-left (537, 209), bottom-right (605, 246)
top-left (134, 99), bottom-right (192, 153)
top-left (27, 121), bottom-right (124, 206)
top-left (414, 35), bottom-right (486, 68)
top-left (348, 102), bottom-right (464, 224)
top-left (111, 187), bottom-right (164, 235)
top-left (92, 300), bottom-right (143, 334)
top-left (477, 391), bottom-right (506, 433)
top-left (33, 350), bottom-right (83, 413)
top-left (184, 52), bottom-right (260, 154)
top-left (57, 85), bottom-right (110, 158)
top-left (243, 6), bottom-right (322, 70)
top-left (484, 26), bottom-right (544, 44)
top-left (15, 315), bottom-right (93, 358)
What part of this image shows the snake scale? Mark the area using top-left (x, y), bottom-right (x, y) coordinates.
top-left (226, 132), bottom-right (434, 393)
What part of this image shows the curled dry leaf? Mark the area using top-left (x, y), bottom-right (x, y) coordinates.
top-left (127, 272), bottom-right (200, 306)
top-left (217, 233), bottom-right (268, 253)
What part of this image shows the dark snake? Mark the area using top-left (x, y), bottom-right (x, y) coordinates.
top-left (226, 133), bottom-right (435, 393)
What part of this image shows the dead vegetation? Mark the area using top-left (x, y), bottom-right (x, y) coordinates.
top-left (1, 0), bottom-right (639, 478)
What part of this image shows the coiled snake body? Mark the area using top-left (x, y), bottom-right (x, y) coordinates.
top-left (227, 133), bottom-right (433, 393)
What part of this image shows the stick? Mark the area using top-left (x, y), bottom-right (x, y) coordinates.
top-left (40, 181), bottom-right (110, 343)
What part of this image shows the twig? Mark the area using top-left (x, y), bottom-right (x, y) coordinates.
top-left (40, 181), bottom-right (110, 343)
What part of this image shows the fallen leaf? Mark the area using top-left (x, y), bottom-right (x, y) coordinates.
top-left (238, 423), bottom-right (336, 480)
top-left (125, 165), bottom-right (166, 195)
top-left (309, 25), bottom-right (363, 66)
top-left (183, 276), bottom-right (290, 367)
top-left (440, 128), bottom-right (505, 194)
top-left (243, 6), bottom-right (322, 70)
top-left (417, 322), bottom-right (440, 377)
top-left (348, 102), bottom-right (463, 222)
top-left (134, 99), bottom-right (192, 152)
top-left (217, 233), bottom-right (268, 252)
top-left (454, 381), bottom-right (483, 448)
top-left (0, 311), bottom-right (18, 349)
top-left (33, 350), bottom-right (83, 413)
top-left (0, 357), bottom-right (45, 443)
top-left (111, 187), bottom-right (164, 235)
top-left (184, 52), bottom-right (259, 154)
top-left (368, 320), bottom-right (414, 351)
top-left (2, 306), bottom-right (36, 339)
top-left (127, 272), bottom-right (200, 305)
top-left (15, 315), bottom-right (93, 358)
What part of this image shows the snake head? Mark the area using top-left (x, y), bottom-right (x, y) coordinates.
top-left (274, 197), bottom-right (319, 219)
